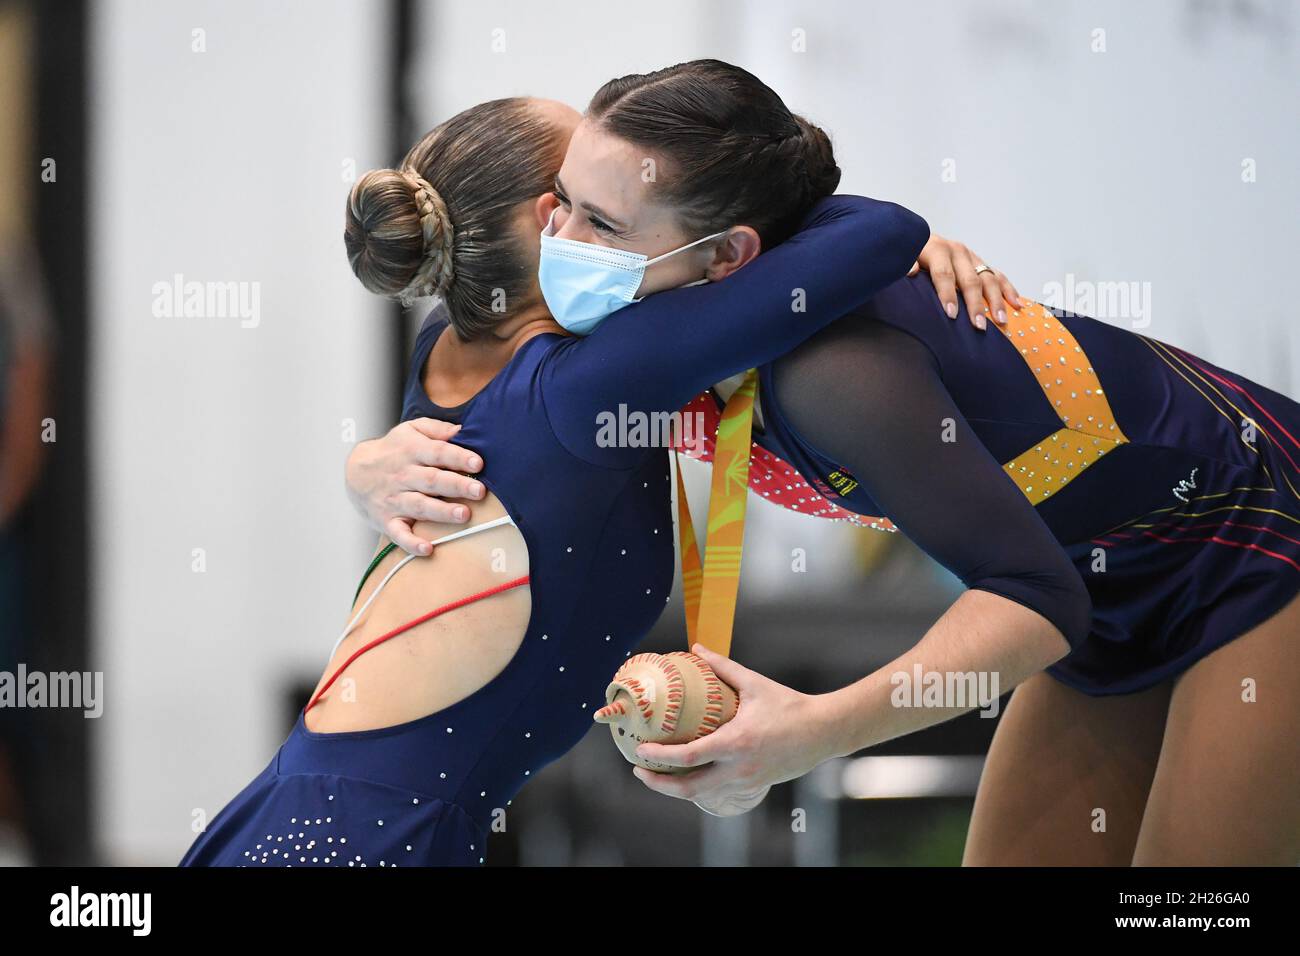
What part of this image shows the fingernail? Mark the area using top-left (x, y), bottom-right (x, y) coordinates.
top-left (467, 456), bottom-right (482, 471)
top-left (453, 506), bottom-right (468, 521)
top-left (997, 309), bottom-right (1007, 324)
top-left (469, 481), bottom-right (484, 498)
top-left (975, 315), bottom-right (987, 330)
top-left (945, 302), bottom-right (958, 319)
top-left (421, 543), bottom-right (432, 555)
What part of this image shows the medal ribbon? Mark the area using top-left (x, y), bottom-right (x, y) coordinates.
top-left (675, 367), bottom-right (758, 658)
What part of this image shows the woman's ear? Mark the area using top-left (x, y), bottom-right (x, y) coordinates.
top-left (704, 226), bottom-right (762, 281)
top-left (535, 192), bottom-right (561, 229)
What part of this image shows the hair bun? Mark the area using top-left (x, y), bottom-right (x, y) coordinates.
top-left (792, 114), bottom-right (841, 200)
top-left (344, 166), bottom-right (456, 307)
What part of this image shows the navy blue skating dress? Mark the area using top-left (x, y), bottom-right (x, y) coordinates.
top-left (680, 275), bottom-right (1300, 695)
top-left (177, 195), bottom-right (930, 866)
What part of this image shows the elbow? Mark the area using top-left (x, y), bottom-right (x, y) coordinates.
top-left (897, 203), bottom-right (931, 262)
top-left (873, 200), bottom-right (930, 276)
top-left (821, 194), bottom-right (930, 276)
top-left (968, 564), bottom-right (1093, 667)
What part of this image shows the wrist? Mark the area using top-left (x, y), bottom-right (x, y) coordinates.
top-left (805, 687), bottom-right (864, 763)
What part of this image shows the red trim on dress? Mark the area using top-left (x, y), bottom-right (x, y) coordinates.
top-left (305, 574), bottom-right (532, 713)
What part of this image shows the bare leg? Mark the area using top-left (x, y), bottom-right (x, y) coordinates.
top-left (963, 671), bottom-right (1171, 865)
top-left (1133, 591), bottom-right (1300, 865)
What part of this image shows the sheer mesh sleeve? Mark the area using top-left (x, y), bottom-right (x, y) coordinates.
top-left (770, 313), bottom-right (1093, 649)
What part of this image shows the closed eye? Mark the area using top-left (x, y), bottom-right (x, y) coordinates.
top-left (552, 186), bottom-right (621, 236)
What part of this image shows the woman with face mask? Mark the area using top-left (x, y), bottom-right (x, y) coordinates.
top-left (179, 70), bottom-right (933, 866)
top-left (352, 60), bottom-right (1300, 865)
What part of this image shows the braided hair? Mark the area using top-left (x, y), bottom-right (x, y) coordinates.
top-left (394, 168), bottom-right (456, 306)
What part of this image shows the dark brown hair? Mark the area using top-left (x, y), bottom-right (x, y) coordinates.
top-left (344, 97), bottom-right (569, 340)
top-left (587, 59), bottom-right (841, 247)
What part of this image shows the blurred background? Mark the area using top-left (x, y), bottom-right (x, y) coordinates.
top-left (0, 0), bottom-right (1296, 865)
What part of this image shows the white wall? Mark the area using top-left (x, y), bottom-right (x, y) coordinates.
top-left (91, 0), bottom-right (391, 863)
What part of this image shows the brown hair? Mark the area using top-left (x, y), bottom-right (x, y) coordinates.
top-left (587, 59), bottom-right (841, 247)
top-left (344, 97), bottom-right (569, 340)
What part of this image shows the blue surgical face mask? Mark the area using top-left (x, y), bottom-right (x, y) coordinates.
top-left (538, 208), bottom-right (727, 335)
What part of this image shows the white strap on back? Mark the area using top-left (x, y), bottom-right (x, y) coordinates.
top-left (422, 513), bottom-right (514, 548)
top-left (327, 514), bottom-right (516, 662)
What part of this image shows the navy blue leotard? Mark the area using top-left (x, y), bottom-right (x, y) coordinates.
top-left (690, 274), bottom-right (1300, 695)
top-left (178, 195), bottom-right (930, 867)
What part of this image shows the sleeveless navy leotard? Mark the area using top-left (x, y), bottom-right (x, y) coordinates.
top-left (177, 195), bottom-right (930, 866)
top-left (683, 274), bottom-right (1300, 696)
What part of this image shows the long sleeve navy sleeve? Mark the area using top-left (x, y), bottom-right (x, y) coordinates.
top-left (769, 312), bottom-right (1093, 650)
top-left (539, 195), bottom-right (929, 468)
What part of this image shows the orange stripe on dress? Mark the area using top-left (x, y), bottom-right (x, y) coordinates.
top-left (994, 300), bottom-right (1129, 502)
